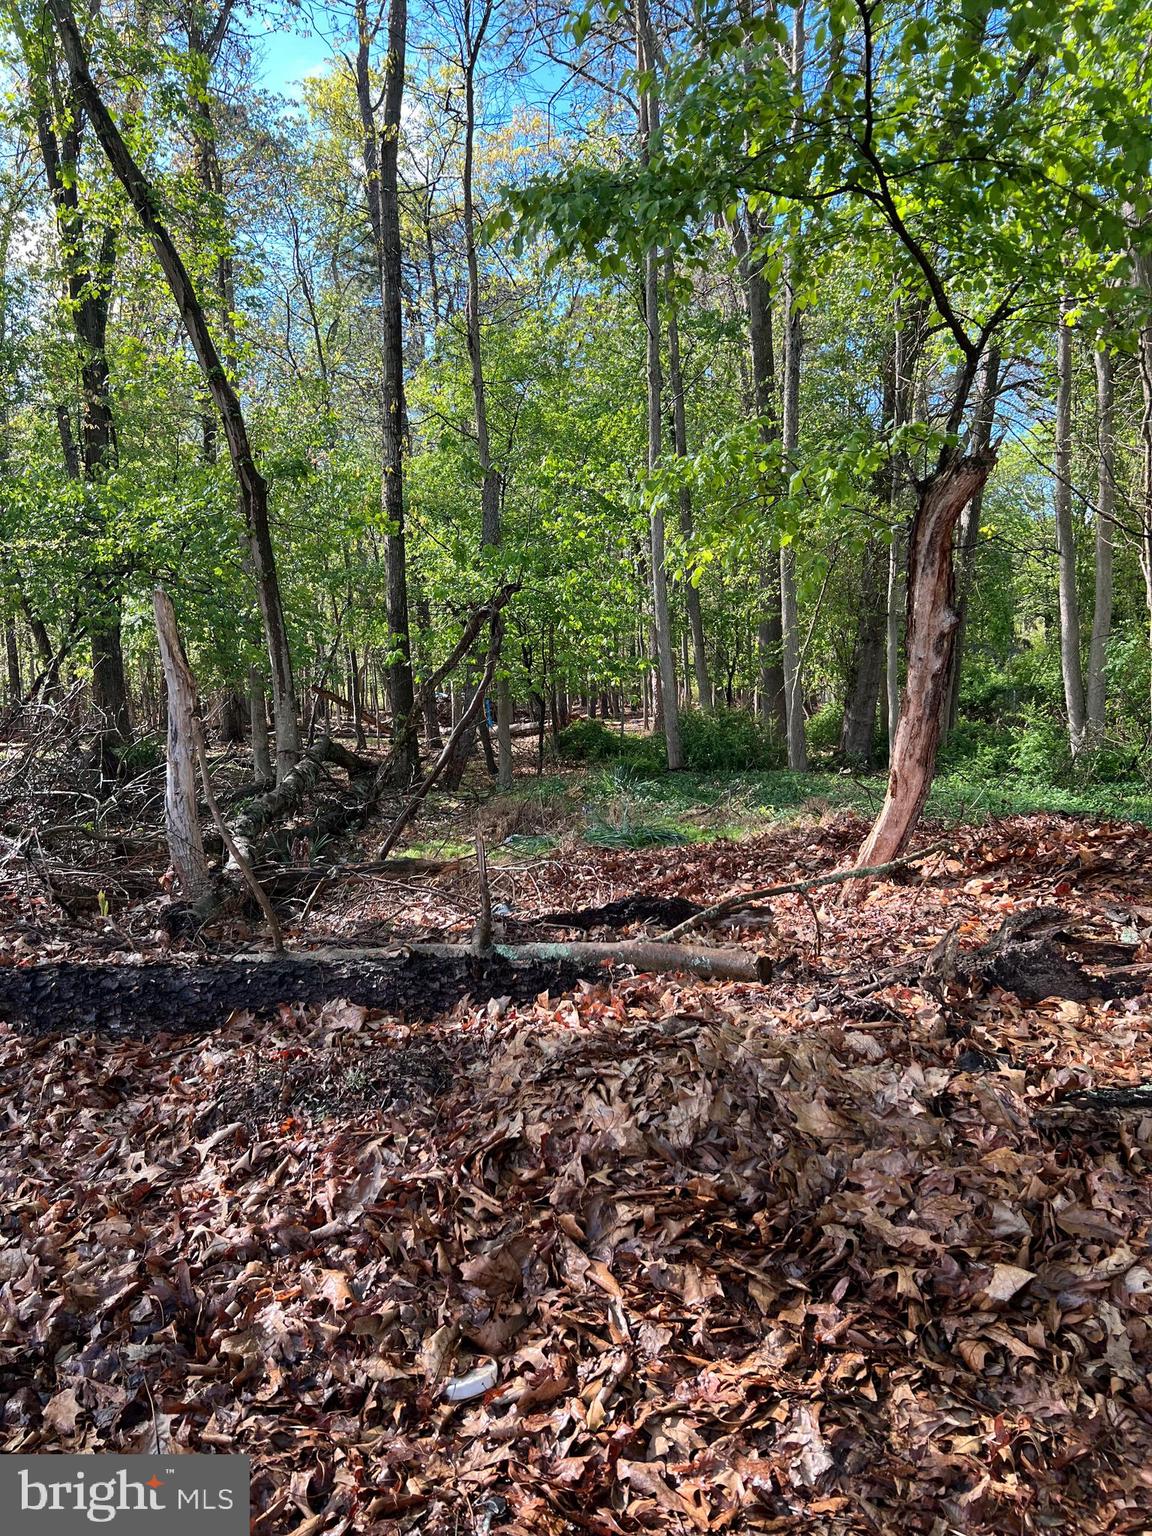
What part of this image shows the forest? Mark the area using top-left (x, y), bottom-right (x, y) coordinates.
top-left (2, 0), bottom-right (1152, 1529)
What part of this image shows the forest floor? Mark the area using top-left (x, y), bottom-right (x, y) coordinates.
top-left (2, 748), bottom-right (1152, 1533)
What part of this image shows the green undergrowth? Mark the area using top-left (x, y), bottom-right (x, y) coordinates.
top-left (399, 724), bottom-right (1152, 864)
top-left (466, 763), bottom-right (1152, 860)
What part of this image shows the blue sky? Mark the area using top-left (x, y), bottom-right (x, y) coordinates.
top-left (253, 22), bottom-right (333, 99)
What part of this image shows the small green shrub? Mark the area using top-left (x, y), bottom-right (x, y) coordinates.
top-left (118, 734), bottom-right (165, 775)
top-left (678, 708), bottom-right (783, 772)
top-left (554, 718), bottom-right (666, 773)
top-left (554, 718), bottom-right (623, 762)
top-left (1008, 712), bottom-right (1072, 786)
top-left (805, 701), bottom-right (843, 756)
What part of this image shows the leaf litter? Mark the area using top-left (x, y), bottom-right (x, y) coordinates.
top-left (1, 810), bottom-right (1151, 1534)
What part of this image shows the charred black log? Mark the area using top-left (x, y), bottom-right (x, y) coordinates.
top-left (0, 951), bottom-right (592, 1036)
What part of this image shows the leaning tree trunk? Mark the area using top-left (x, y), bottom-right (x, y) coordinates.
top-left (856, 452), bottom-right (994, 867)
top-left (47, 0), bottom-right (301, 783)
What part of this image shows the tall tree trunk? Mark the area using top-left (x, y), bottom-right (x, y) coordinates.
top-left (778, 0), bottom-right (807, 771)
top-left (459, 0), bottom-right (513, 788)
top-left (1086, 342), bottom-right (1115, 742)
top-left (779, 257), bottom-right (806, 770)
top-left (947, 346), bottom-right (1001, 733)
top-left (856, 451), bottom-right (994, 866)
top-left (1054, 304), bottom-right (1087, 756)
top-left (730, 211), bottom-right (785, 736)
top-left (353, 0), bottom-right (419, 786)
top-left (47, 0), bottom-right (302, 781)
top-left (26, 57), bottom-right (129, 769)
top-left (635, 0), bottom-right (681, 768)
top-left (665, 257), bottom-right (713, 712)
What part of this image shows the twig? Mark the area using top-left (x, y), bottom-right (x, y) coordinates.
top-left (798, 887), bottom-right (823, 958)
top-left (192, 721), bottom-right (284, 951)
top-left (657, 841), bottom-right (950, 942)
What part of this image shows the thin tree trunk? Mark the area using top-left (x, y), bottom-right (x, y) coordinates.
top-left (1054, 303), bottom-right (1087, 756)
top-left (1086, 342), bottom-right (1115, 741)
top-left (841, 540), bottom-right (885, 763)
top-left (459, 0), bottom-right (513, 789)
top-left (778, 1), bottom-right (807, 771)
top-left (249, 666), bottom-right (271, 782)
top-left (635, 0), bottom-right (681, 769)
top-left (730, 211), bottom-right (785, 736)
top-left (666, 256), bottom-right (712, 712)
top-left (4, 623), bottom-right (19, 701)
top-left (947, 346), bottom-right (1001, 733)
top-left (352, 0), bottom-right (419, 786)
top-left (779, 264), bottom-right (806, 770)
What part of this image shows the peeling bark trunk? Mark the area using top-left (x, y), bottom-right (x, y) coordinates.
top-left (153, 590), bottom-right (211, 905)
top-left (856, 452), bottom-right (994, 867)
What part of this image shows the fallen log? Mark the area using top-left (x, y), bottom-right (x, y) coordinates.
top-left (287, 941), bottom-right (770, 982)
top-left (0, 941), bottom-right (769, 1034)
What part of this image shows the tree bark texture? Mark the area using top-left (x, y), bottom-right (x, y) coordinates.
top-left (856, 452), bottom-right (994, 867)
top-left (153, 589), bottom-right (211, 904)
